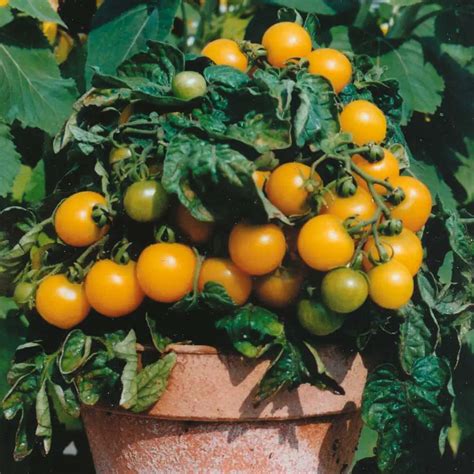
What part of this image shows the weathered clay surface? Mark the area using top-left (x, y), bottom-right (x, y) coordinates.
top-left (82, 344), bottom-right (368, 473)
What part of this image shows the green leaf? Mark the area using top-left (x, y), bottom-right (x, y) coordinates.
top-left (146, 314), bottom-right (173, 353)
top-left (35, 382), bottom-right (52, 454)
top-left (9, 0), bottom-right (65, 26)
top-left (0, 7), bottom-right (13, 28)
top-left (0, 21), bottom-right (78, 134)
top-left (49, 383), bottom-right (80, 419)
top-left (260, 0), bottom-right (357, 15)
top-left (445, 212), bottom-right (473, 266)
top-left (200, 282), bottom-right (236, 311)
top-left (216, 305), bottom-right (284, 358)
top-left (59, 330), bottom-right (92, 375)
top-left (13, 410), bottom-right (33, 461)
top-left (131, 352), bottom-right (176, 413)
top-left (23, 159), bottom-right (45, 203)
top-left (0, 121), bottom-right (21, 198)
top-left (112, 330), bottom-right (138, 409)
top-left (86, 0), bottom-right (181, 85)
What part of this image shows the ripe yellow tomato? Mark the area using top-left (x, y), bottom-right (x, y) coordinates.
top-left (352, 149), bottom-right (400, 194)
top-left (254, 267), bottom-right (304, 308)
top-left (228, 222), bottom-right (286, 275)
top-left (339, 100), bottom-right (387, 145)
top-left (388, 176), bottom-right (432, 232)
top-left (321, 185), bottom-right (376, 223)
top-left (202, 39), bottom-right (248, 72)
top-left (36, 274), bottom-right (90, 329)
top-left (363, 228), bottom-right (423, 276)
top-left (198, 258), bottom-right (252, 305)
top-left (297, 214), bottom-right (355, 271)
top-left (262, 22), bottom-right (312, 68)
top-left (137, 243), bottom-right (197, 303)
top-left (265, 162), bottom-right (321, 216)
top-left (42, 22), bottom-right (58, 45)
top-left (175, 204), bottom-right (214, 244)
top-left (368, 259), bottom-right (414, 309)
top-left (85, 260), bottom-right (144, 317)
top-left (252, 170), bottom-right (271, 190)
top-left (54, 191), bottom-right (109, 247)
top-left (307, 48), bottom-right (352, 93)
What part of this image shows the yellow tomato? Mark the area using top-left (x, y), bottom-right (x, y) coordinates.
top-left (307, 48), bottom-right (352, 93)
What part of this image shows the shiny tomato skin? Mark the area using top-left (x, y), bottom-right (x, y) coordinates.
top-left (321, 185), bottom-right (376, 223)
top-left (228, 222), bottom-right (286, 276)
top-left (265, 162), bottom-right (321, 216)
top-left (297, 214), bottom-right (355, 271)
top-left (339, 100), bottom-right (387, 145)
top-left (352, 149), bottom-right (400, 194)
top-left (172, 71), bottom-right (207, 101)
top-left (297, 299), bottom-right (345, 336)
top-left (368, 259), bottom-right (414, 309)
top-left (198, 258), bottom-right (252, 305)
top-left (85, 260), bottom-right (144, 317)
top-left (35, 274), bottom-right (90, 329)
top-left (136, 243), bottom-right (197, 303)
top-left (254, 267), bottom-right (304, 308)
top-left (124, 181), bottom-right (170, 223)
top-left (202, 39), bottom-right (248, 72)
top-left (307, 48), bottom-right (352, 93)
top-left (262, 22), bottom-right (312, 68)
top-left (175, 204), bottom-right (214, 244)
top-left (54, 191), bottom-right (108, 247)
top-left (363, 228), bottom-right (423, 276)
top-left (388, 176), bottom-right (432, 232)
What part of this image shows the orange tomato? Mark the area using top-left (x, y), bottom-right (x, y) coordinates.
top-left (363, 228), bottom-right (423, 276)
top-left (368, 259), bottom-right (414, 309)
top-left (388, 176), bottom-right (432, 232)
top-left (54, 191), bottom-right (109, 247)
top-left (85, 260), bottom-right (144, 317)
top-left (339, 100), bottom-right (387, 145)
top-left (297, 214), bottom-right (354, 271)
top-left (36, 274), bottom-right (90, 329)
top-left (198, 258), bottom-right (252, 305)
top-left (307, 48), bottom-right (352, 93)
top-left (265, 162), bottom-right (321, 216)
top-left (228, 222), bottom-right (286, 275)
top-left (352, 148), bottom-right (399, 194)
top-left (254, 267), bottom-right (304, 308)
top-left (262, 22), bottom-right (312, 68)
top-left (137, 243), bottom-right (196, 303)
top-left (175, 204), bottom-right (214, 244)
top-left (202, 39), bottom-right (248, 72)
top-left (252, 170), bottom-right (271, 190)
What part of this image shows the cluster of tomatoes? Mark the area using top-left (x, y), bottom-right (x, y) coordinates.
top-left (15, 21), bottom-right (433, 338)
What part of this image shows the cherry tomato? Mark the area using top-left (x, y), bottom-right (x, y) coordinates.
top-left (35, 274), bottom-right (90, 329)
top-left (352, 148), bottom-right (399, 194)
top-left (388, 176), bottom-right (432, 232)
top-left (307, 48), bottom-right (352, 93)
top-left (124, 181), bottom-right (170, 223)
top-left (368, 259), bottom-right (414, 309)
top-left (321, 267), bottom-right (368, 313)
top-left (172, 71), bottom-right (207, 101)
top-left (262, 22), bottom-right (312, 68)
top-left (54, 191), bottom-right (109, 247)
top-left (198, 258), bottom-right (252, 305)
top-left (228, 222), bottom-right (286, 276)
top-left (265, 162), bottom-right (321, 216)
top-left (297, 214), bottom-right (355, 271)
top-left (254, 267), bottom-right (304, 308)
top-left (13, 281), bottom-right (35, 307)
top-left (85, 260), bottom-right (144, 317)
top-left (339, 100), bottom-right (387, 146)
top-left (42, 22), bottom-right (58, 45)
top-left (363, 228), bottom-right (423, 276)
top-left (202, 39), bottom-right (248, 72)
top-left (109, 147), bottom-right (132, 164)
top-left (321, 185), bottom-right (376, 223)
top-left (297, 299), bottom-right (345, 336)
top-left (252, 170), bottom-right (271, 190)
top-left (176, 204), bottom-right (214, 244)
top-left (136, 243), bottom-right (196, 303)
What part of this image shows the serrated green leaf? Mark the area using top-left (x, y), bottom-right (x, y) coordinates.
top-left (0, 7), bottom-right (13, 27)
top-left (261, 0), bottom-right (357, 15)
top-left (49, 383), bottom-right (80, 419)
top-left (131, 352), bottom-right (176, 413)
top-left (59, 330), bottom-right (92, 375)
top-left (9, 0), bottom-right (65, 26)
top-left (35, 382), bottom-right (52, 454)
top-left (23, 159), bottom-right (45, 203)
top-left (112, 330), bottom-right (138, 409)
top-left (146, 314), bottom-right (173, 353)
top-left (0, 121), bottom-right (21, 198)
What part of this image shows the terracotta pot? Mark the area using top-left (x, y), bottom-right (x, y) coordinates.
top-left (82, 344), bottom-right (368, 473)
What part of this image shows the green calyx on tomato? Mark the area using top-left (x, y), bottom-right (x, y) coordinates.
top-left (123, 180), bottom-right (170, 223)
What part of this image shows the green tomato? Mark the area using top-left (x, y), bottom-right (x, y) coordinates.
top-left (13, 281), bottom-right (35, 306)
top-left (109, 147), bottom-right (132, 164)
top-left (297, 299), bottom-right (345, 336)
top-left (172, 71), bottom-right (207, 101)
top-left (123, 181), bottom-right (170, 223)
top-left (321, 267), bottom-right (368, 314)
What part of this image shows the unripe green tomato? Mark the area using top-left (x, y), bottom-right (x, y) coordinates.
top-left (321, 267), bottom-right (368, 314)
top-left (123, 181), bottom-right (170, 223)
top-left (172, 71), bottom-right (207, 101)
top-left (297, 299), bottom-right (345, 336)
top-left (13, 281), bottom-right (35, 306)
top-left (109, 147), bottom-right (132, 164)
